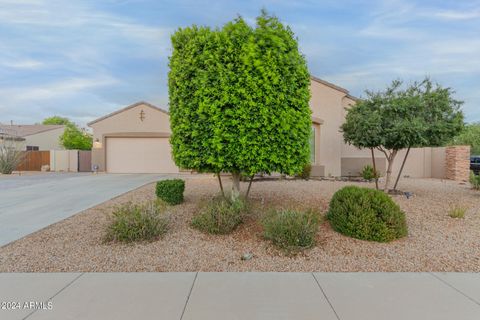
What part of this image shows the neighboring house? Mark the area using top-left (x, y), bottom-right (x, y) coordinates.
top-left (88, 76), bottom-right (447, 178)
top-left (0, 124), bottom-right (65, 151)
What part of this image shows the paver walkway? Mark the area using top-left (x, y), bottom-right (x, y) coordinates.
top-left (1, 272), bottom-right (479, 320)
top-left (0, 173), bottom-right (173, 246)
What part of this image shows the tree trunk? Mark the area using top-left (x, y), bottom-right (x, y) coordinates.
top-left (383, 150), bottom-right (398, 192)
top-left (246, 174), bottom-right (255, 199)
top-left (370, 148), bottom-right (379, 190)
top-left (231, 172), bottom-right (241, 201)
top-left (393, 147), bottom-right (411, 191)
top-left (217, 173), bottom-right (226, 199)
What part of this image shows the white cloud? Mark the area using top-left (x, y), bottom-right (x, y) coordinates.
top-left (433, 9), bottom-right (480, 21)
top-left (1, 59), bottom-right (44, 69)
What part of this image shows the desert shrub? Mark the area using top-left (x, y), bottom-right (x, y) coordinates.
top-left (448, 205), bottom-right (466, 219)
top-left (470, 171), bottom-right (480, 190)
top-left (361, 165), bottom-right (378, 181)
top-left (191, 197), bottom-right (247, 234)
top-left (327, 186), bottom-right (407, 242)
top-left (0, 142), bottom-right (25, 174)
top-left (298, 163), bottom-right (312, 180)
top-left (156, 179), bottom-right (185, 205)
top-left (105, 200), bottom-right (169, 242)
top-left (262, 209), bottom-right (319, 252)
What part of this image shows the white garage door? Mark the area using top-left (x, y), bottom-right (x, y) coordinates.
top-left (106, 137), bottom-right (178, 173)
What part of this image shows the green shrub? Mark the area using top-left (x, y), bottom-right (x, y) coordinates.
top-left (191, 198), bottom-right (247, 234)
top-left (327, 186), bottom-right (407, 242)
top-left (298, 164), bottom-right (312, 180)
top-left (470, 171), bottom-right (480, 190)
top-left (105, 200), bottom-right (169, 243)
top-left (448, 205), bottom-right (466, 219)
top-left (156, 179), bottom-right (185, 205)
top-left (361, 165), bottom-right (378, 181)
top-left (262, 209), bottom-right (319, 252)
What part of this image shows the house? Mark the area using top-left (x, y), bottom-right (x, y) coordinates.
top-left (88, 76), bottom-right (447, 178)
top-left (0, 124), bottom-right (65, 151)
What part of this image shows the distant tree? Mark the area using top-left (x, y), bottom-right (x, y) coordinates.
top-left (452, 122), bottom-right (480, 155)
top-left (60, 125), bottom-right (92, 150)
top-left (42, 116), bottom-right (92, 150)
top-left (42, 116), bottom-right (71, 125)
top-left (342, 79), bottom-right (463, 192)
top-left (169, 11), bottom-right (311, 200)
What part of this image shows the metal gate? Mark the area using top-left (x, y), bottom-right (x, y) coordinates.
top-left (78, 150), bottom-right (92, 172)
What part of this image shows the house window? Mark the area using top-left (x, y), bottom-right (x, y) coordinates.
top-left (310, 126), bottom-right (315, 164)
top-left (26, 146), bottom-right (39, 151)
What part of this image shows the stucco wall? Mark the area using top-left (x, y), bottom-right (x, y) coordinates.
top-left (309, 80), bottom-right (355, 177)
top-left (50, 150), bottom-right (78, 172)
top-left (23, 127), bottom-right (64, 150)
top-left (341, 146), bottom-right (447, 179)
top-left (90, 103), bottom-right (172, 172)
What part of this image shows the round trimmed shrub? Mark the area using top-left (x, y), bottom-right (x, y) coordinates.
top-left (327, 186), bottom-right (407, 242)
top-left (156, 179), bottom-right (185, 205)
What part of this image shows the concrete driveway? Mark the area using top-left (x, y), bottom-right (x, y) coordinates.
top-left (0, 173), bottom-right (171, 246)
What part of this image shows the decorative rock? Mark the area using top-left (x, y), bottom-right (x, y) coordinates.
top-left (241, 253), bottom-right (253, 261)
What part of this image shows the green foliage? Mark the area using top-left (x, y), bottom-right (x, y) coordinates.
top-left (156, 179), bottom-right (185, 205)
top-left (191, 197), bottom-right (247, 234)
top-left (60, 124), bottom-right (92, 150)
top-left (42, 116), bottom-right (72, 125)
top-left (448, 205), bottom-right (466, 219)
top-left (470, 171), bottom-right (480, 190)
top-left (361, 165), bottom-right (378, 181)
top-left (42, 116), bottom-right (92, 150)
top-left (105, 200), bottom-right (169, 243)
top-left (342, 79), bottom-right (464, 190)
top-left (262, 209), bottom-right (319, 252)
top-left (168, 11), bottom-right (311, 182)
top-left (327, 186), bottom-right (408, 242)
top-left (452, 123), bottom-right (480, 155)
top-left (298, 163), bottom-right (312, 180)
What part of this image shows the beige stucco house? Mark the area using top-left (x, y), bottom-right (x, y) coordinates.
top-left (0, 124), bottom-right (65, 151)
top-left (88, 76), bottom-right (447, 178)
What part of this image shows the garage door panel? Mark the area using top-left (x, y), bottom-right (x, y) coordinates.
top-left (106, 137), bottom-right (178, 173)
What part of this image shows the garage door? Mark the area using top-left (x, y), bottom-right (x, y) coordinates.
top-left (106, 137), bottom-right (178, 173)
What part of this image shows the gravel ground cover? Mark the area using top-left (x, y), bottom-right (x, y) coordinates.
top-left (0, 177), bottom-right (479, 272)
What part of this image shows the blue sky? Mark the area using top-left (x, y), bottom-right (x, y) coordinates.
top-left (1, 0), bottom-right (479, 127)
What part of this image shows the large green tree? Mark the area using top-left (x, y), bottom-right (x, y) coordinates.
top-left (342, 79), bottom-right (464, 192)
top-left (42, 116), bottom-right (92, 150)
top-left (169, 11), bottom-right (311, 200)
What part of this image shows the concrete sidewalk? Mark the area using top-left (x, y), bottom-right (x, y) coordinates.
top-left (1, 273), bottom-right (479, 320)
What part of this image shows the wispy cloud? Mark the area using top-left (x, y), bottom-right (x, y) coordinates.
top-left (0, 0), bottom-right (478, 124)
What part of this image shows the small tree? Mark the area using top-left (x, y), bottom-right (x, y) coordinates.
top-left (343, 79), bottom-right (463, 192)
top-left (42, 116), bottom-right (92, 150)
top-left (60, 125), bottom-right (92, 150)
top-left (452, 123), bottom-right (480, 155)
top-left (169, 11), bottom-right (311, 200)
